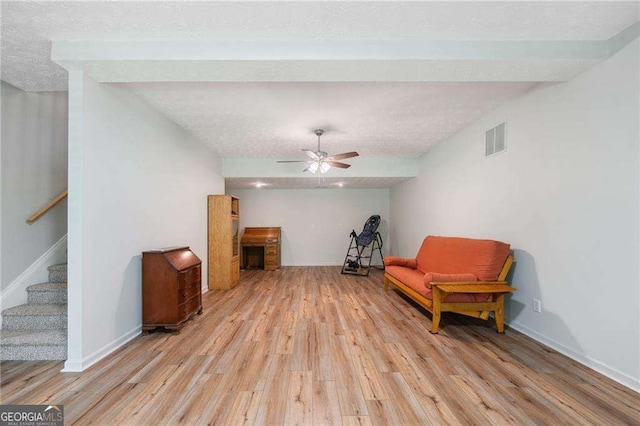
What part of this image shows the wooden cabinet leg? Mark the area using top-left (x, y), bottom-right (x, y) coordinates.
top-left (383, 277), bottom-right (389, 291)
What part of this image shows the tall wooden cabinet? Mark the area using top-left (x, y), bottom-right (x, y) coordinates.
top-left (208, 195), bottom-right (240, 290)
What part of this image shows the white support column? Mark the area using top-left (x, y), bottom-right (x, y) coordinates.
top-left (62, 70), bottom-right (84, 372)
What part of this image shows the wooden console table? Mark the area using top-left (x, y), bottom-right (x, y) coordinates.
top-left (241, 227), bottom-right (281, 271)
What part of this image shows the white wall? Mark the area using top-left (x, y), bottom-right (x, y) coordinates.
top-left (1, 81), bottom-right (68, 291)
top-left (230, 188), bottom-right (390, 266)
top-left (390, 40), bottom-right (640, 390)
top-left (65, 74), bottom-right (224, 371)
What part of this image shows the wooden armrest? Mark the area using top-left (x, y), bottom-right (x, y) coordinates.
top-left (432, 282), bottom-right (515, 294)
top-left (430, 280), bottom-right (508, 286)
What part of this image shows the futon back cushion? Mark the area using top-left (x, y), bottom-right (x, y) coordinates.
top-left (415, 236), bottom-right (510, 281)
top-left (423, 272), bottom-right (478, 289)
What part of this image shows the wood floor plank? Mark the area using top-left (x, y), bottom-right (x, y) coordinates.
top-left (225, 390), bottom-right (262, 426)
top-left (449, 374), bottom-right (521, 424)
top-left (382, 343), bottom-right (459, 425)
top-left (71, 381), bottom-right (146, 425)
top-left (349, 344), bottom-right (389, 401)
top-left (330, 334), bottom-right (369, 416)
top-left (292, 328), bottom-right (312, 371)
top-left (341, 416), bottom-right (373, 426)
top-left (1, 267), bottom-right (638, 426)
top-left (313, 353), bottom-right (335, 382)
top-left (313, 380), bottom-right (341, 425)
top-left (276, 310), bottom-right (298, 355)
top-left (365, 398), bottom-right (404, 426)
top-left (380, 372), bottom-right (431, 425)
top-left (164, 373), bottom-right (223, 425)
top-left (285, 370), bottom-right (313, 426)
top-left (254, 353), bottom-right (292, 425)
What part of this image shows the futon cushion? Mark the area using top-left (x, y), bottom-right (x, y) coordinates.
top-left (415, 236), bottom-right (510, 281)
top-left (423, 272), bottom-right (478, 289)
top-left (385, 266), bottom-right (428, 297)
top-left (384, 256), bottom-right (417, 269)
top-left (386, 267), bottom-right (490, 303)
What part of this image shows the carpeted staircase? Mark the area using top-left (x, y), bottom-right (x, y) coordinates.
top-left (1, 264), bottom-right (68, 360)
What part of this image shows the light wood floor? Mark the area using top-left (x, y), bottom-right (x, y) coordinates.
top-left (1, 267), bottom-right (639, 425)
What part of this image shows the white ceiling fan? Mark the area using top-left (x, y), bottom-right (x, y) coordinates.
top-left (277, 129), bottom-right (359, 174)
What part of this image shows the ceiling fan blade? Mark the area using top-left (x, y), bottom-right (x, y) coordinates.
top-left (328, 161), bottom-right (351, 169)
top-left (302, 149), bottom-right (320, 161)
top-left (276, 160), bottom-right (308, 163)
top-left (326, 151), bottom-right (359, 161)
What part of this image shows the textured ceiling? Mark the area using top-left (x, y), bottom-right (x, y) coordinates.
top-left (128, 81), bottom-right (537, 158)
top-left (225, 177), bottom-right (411, 190)
top-left (2, 1), bottom-right (639, 91)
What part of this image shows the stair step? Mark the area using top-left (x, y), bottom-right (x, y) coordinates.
top-left (47, 263), bottom-right (67, 284)
top-left (1, 304), bottom-right (67, 331)
top-left (0, 330), bottom-right (67, 360)
top-left (27, 283), bottom-right (67, 304)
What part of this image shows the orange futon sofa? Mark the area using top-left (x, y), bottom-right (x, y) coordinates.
top-left (384, 236), bottom-right (514, 334)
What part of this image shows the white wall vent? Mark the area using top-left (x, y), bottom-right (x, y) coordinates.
top-left (485, 122), bottom-right (507, 157)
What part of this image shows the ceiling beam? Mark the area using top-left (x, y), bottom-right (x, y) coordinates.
top-left (51, 38), bottom-right (613, 83)
top-left (52, 39), bottom-right (609, 61)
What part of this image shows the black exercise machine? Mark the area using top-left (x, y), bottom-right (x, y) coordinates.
top-left (341, 215), bottom-right (385, 276)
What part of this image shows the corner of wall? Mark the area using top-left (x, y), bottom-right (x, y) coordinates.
top-left (62, 325), bottom-right (141, 373)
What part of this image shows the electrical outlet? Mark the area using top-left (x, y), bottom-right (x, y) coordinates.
top-left (532, 299), bottom-right (542, 313)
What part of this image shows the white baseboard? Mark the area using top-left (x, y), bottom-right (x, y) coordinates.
top-left (60, 359), bottom-right (83, 372)
top-left (508, 319), bottom-right (640, 393)
top-left (1, 235), bottom-right (67, 327)
top-left (61, 325), bottom-right (141, 372)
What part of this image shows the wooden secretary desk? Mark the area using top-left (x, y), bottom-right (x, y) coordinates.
top-left (141, 246), bottom-right (202, 334)
top-left (241, 227), bottom-right (281, 271)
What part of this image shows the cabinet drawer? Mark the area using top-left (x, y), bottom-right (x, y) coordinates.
top-left (178, 281), bottom-right (201, 304)
top-left (178, 265), bottom-right (201, 288)
top-left (265, 244), bottom-right (277, 254)
top-left (178, 295), bottom-right (201, 323)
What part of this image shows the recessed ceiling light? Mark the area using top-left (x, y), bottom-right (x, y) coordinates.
top-left (255, 182), bottom-right (265, 188)
top-left (336, 182), bottom-right (344, 187)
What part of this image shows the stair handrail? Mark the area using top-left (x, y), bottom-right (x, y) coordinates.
top-left (26, 189), bottom-right (68, 224)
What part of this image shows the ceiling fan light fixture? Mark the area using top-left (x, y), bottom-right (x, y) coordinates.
top-left (319, 161), bottom-right (331, 174)
top-left (308, 161), bottom-right (320, 173)
top-left (276, 129), bottom-right (359, 174)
